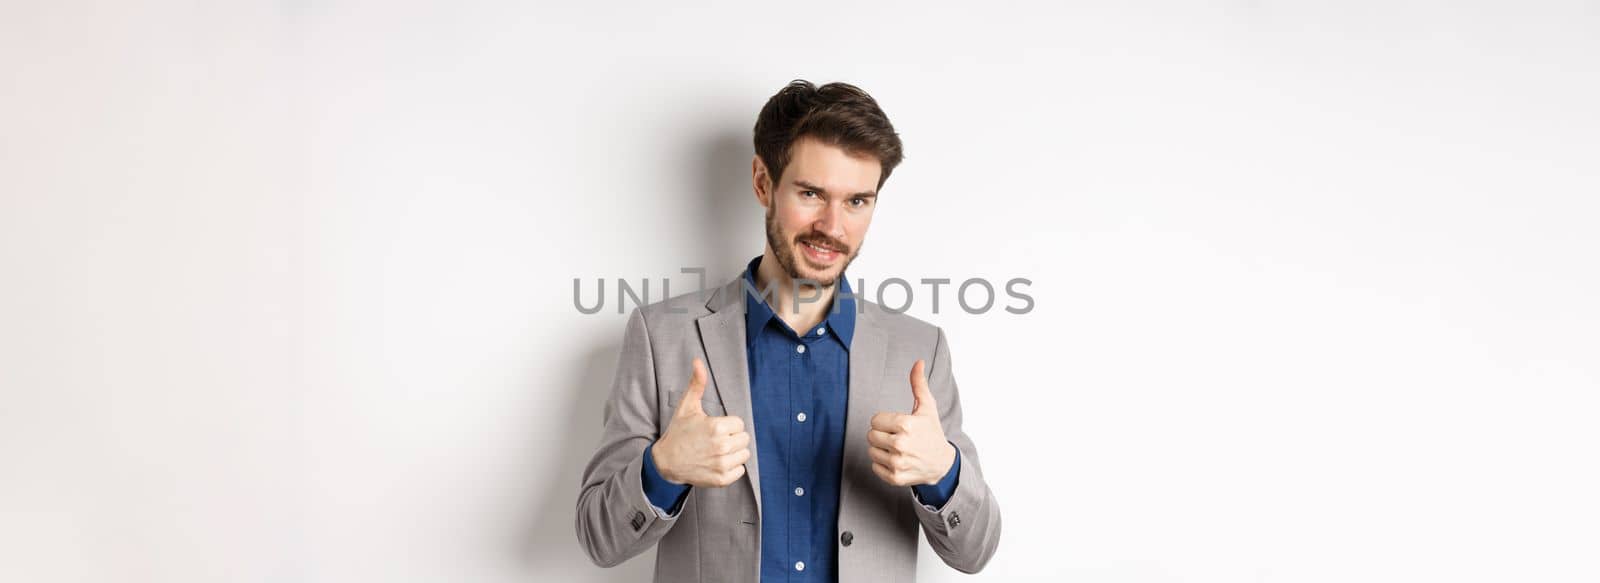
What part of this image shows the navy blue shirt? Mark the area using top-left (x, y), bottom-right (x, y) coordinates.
top-left (641, 255), bottom-right (959, 582)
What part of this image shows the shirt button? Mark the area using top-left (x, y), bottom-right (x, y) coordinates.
top-left (795, 561), bottom-right (805, 572)
top-left (794, 487), bottom-right (805, 496)
top-left (795, 344), bottom-right (806, 354)
top-left (796, 411), bottom-right (807, 423)
top-left (816, 327), bottom-right (826, 336)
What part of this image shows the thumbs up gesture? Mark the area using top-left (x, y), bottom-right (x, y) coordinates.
top-left (651, 358), bottom-right (753, 488)
top-left (868, 359), bottom-right (958, 487)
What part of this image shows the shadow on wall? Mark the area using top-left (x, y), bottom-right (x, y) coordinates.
top-left (520, 342), bottom-right (655, 581)
top-left (692, 126), bottom-right (767, 280)
top-left (520, 124), bottom-right (758, 579)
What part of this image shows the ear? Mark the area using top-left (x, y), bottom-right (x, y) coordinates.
top-left (751, 154), bottom-right (772, 208)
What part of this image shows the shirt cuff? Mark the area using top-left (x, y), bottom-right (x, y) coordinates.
top-left (641, 442), bottom-right (692, 518)
top-left (911, 441), bottom-right (960, 510)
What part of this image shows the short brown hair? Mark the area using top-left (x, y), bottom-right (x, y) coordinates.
top-left (753, 80), bottom-right (904, 192)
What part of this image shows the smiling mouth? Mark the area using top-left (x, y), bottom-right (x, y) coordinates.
top-left (803, 240), bottom-right (841, 252)
top-left (800, 240), bottom-right (843, 263)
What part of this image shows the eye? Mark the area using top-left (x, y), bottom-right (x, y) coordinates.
top-left (849, 197), bottom-right (867, 207)
top-left (801, 190), bottom-right (819, 198)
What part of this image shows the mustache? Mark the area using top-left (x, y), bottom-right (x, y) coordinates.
top-left (796, 234), bottom-right (848, 253)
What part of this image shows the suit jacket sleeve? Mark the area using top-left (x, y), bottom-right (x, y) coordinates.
top-left (908, 326), bottom-right (1003, 573)
top-left (574, 307), bottom-right (685, 567)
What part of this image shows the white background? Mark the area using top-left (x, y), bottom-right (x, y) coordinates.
top-left (3, 1), bottom-right (1598, 581)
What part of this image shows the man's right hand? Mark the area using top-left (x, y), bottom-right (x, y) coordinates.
top-left (651, 358), bottom-right (752, 488)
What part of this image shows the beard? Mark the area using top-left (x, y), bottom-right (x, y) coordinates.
top-left (764, 204), bottom-right (860, 289)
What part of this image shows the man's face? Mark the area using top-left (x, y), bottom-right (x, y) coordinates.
top-left (756, 136), bottom-right (881, 288)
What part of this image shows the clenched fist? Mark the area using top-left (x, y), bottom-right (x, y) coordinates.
top-left (868, 359), bottom-right (957, 487)
top-left (651, 358), bottom-right (753, 488)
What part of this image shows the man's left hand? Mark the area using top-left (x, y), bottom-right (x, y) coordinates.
top-left (868, 359), bottom-right (957, 486)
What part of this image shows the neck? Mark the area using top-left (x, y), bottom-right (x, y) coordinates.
top-left (755, 246), bottom-right (836, 333)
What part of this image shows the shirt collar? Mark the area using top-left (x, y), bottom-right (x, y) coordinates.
top-left (741, 254), bottom-right (856, 349)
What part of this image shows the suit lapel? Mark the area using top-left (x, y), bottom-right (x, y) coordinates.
top-left (696, 277), bottom-right (762, 515)
top-left (841, 305), bottom-right (887, 508)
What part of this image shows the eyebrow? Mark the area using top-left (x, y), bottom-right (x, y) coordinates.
top-left (793, 180), bottom-right (877, 198)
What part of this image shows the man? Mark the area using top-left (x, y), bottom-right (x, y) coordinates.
top-left (575, 80), bottom-right (1001, 582)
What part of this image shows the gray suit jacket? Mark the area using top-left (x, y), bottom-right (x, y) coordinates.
top-left (575, 274), bottom-right (1002, 582)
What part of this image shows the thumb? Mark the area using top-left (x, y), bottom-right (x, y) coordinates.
top-left (909, 359), bottom-right (936, 416)
top-left (676, 358), bottom-right (708, 418)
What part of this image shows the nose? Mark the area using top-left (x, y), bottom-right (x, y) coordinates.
top-left (814, 201), bottom-right (847, 243)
